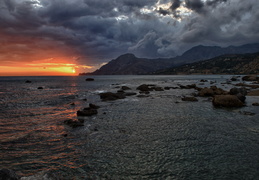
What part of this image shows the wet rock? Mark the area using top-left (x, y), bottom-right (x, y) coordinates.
top-left (124, 92), bottom-right (137, 96)
top-left (200, 79), bottom-right (208, 82)
top-left (154, 87), bottom-right (164, 91)
top-left (181, 97), bottom-right (198, 102)
top-left (231, 76), bottom-right (238, 81)
top-left (0, 169), bottom-right (19, 180)
top-left (252, 102), bottom-right (259, 106)
top-left (121, 86), bottom-right (131, 90)
top-left (139, 91), bottom-right (150, 94)
top-left (198, 86), bottom-right (227, 97)
top-left (99, 92), bottom-right (125, 101)
top-left (70, 103), bottom-right (75, 106)
top-left (85, 78), bottom-right (94, 81)
top-left (89, 103), bottom-right (100, 109)
top-left (198, 87), bottom-right (214, 97)
top-left (64, 119), bottom-right (84, 128)
top-left (242, 75), bottom-right (259, 81)
top-left (37, 87), bottom-right (43, 89)
top-left (229, 87), bottom-right (247, 102)
top-left (136, 84), bottom-right (153, 91)
top-left (212, 95), bottom-right (244, 107)
top-left (25, 80), bottom-right (32, 83)
top-left (229, 87), bottom-right (247, 96)
top-left (137, 95), bottom-right (149, 98)
top-left (77, 108), bottom-right (98, 116)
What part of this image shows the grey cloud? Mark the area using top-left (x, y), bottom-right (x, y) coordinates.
top-left (0, 0), bottom-right (259, 67)
top-left (185, 0), bottom-right (205, 14)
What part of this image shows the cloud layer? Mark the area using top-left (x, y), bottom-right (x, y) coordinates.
top-left (0, 0), bottom-right (258, 71)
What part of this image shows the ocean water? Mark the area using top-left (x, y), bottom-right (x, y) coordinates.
top-left (0, 75), bottom-right (259, 179)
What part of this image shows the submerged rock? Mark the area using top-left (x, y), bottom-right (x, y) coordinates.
top-left (64, 119), bottom-right (84, 128)
top-left (252, 102), bottom-right (259, 106)
top-left (181, 97), bottom-right (198, 102)
top-left (121, 86), bottom-right (131, 90)
top-left (85, 78), bottom-right (94, 81)
top-left (77, 109), bottom-right (98, 116)
top-left (0, 169), bottom-right (19, 180)
top-left (25, 80), bottom-right (32, 83)
top-left (212, 95), bottom-right (244, 107)
top-left (37, 87), bottom-right (44, 89)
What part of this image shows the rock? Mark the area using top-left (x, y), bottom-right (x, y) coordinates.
top-left (229, 87), bottom-right (247, 96)
top-left (85, 78), bottom-right (94, 81)
top-left (124, 92), bottom-right (137, 96)
top-left (121, 86), bottom-right (131, 90)
top-left (99, 92), bottom-right (125, 101)
top-left (231, 77), bottom-right (238, 81)
top-left (229, 87), bottom-right (247, 102)
top-left (198, 86), bottom-right (227, 97)
top-left (77, 109), bottom-right (98, 116)
top-left (200, 79), bottom-right (208, 82)
top-left (37, 87), bottom-right (43, 89)
top-left (252, 102), bottom-right (259, 106)
top-left (25, 80), bottom-right (32, 83)
top-left (137, 95), bottom-right (149, 98)
top-left (198, 87), bottom-right (214, 97)
top-left (64, 119), bottom-right (84, 128)
top-left (242, 75), bottom-right (259, 81)
top-left (154, 87), bottom-right (164, 91)
top-left (181, 97), bottom-right (198, 102)
top-left (136, 84), bottom-right (152, 91)
top-left (0, 169), bottom-right (19, 180)
top-left (178, 84), bottom-right (196, 89)
top-left (235, 83), bottom-right (259, 89)
top-left (89, 103), bottom-right (100, 109)
top-left (212, 95), bottom-right (244, 107)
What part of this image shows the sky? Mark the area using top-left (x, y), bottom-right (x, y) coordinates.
top-left (0, 0), bottom-right (258, 76)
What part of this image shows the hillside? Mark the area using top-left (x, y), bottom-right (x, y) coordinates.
top-left (91, 54), bottom-right (174, 75)
top-left (87, 43), bottom-right (259, 75)
top-left (156, 52), bottom-right (259, 75)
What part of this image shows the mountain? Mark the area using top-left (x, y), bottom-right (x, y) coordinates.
top-left (173, 43), bottom-right (259, 65)
top-left (89, 43), bottom-right (259, 75)
top-left (91, 53), bottom-right (175, 75)
top-left (156, 52), bottom-right (259, 75)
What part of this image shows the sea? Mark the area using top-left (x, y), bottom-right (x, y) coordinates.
top-left (0, 75), bottom-right (259, 179)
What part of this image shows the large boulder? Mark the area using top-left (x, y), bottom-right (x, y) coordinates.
top-left (198, 86), bottom-right (227, 97)
top-left (0, 169), bottom-right (19, 180)
top-left (212, 95), bottom-right (244, 107)
top-left (229, 87), bottom-right (247, 102)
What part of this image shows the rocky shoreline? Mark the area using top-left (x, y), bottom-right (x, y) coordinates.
top-left (1, 75), bottom-right (259, 179)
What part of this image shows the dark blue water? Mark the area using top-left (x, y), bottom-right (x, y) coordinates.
top-left (0, 75), bottom-right (259, 179)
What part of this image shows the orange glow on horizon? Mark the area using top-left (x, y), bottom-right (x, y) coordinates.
top-left (0, 62), bottom-right (78, 76)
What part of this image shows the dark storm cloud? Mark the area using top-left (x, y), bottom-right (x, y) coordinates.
top-left (0, 0), bottom-right (259, 68)
top-left (185, 0), bottom-right (205, 14)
